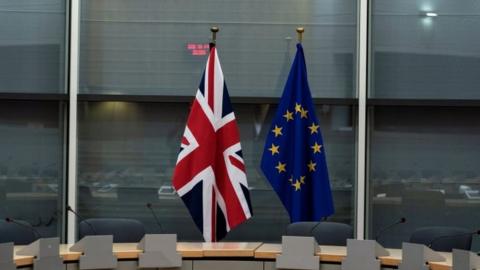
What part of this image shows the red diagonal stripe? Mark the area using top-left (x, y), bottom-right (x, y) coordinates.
top-left (215, 151), bottom-right (248, 228)
top-left (181, 136), bottom-right (189, 146)
top-left (229, 156), bottom-right (245, 172)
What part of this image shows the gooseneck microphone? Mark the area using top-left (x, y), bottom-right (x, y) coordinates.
top-left (146, 203), bottom-right (164, 233)
top-left (66, 205), bottom-right (97, 235)
top-left (309, 217), bottom-right (329, 235)
top-left (427, 229), bottom-right (480, 248)
top-left (375, 217), bottom-right (407, 241)
top-left (5, 217), bottom-right (41, 239)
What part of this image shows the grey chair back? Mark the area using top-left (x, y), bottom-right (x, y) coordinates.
top-left (79, 218), bottom-right (145, 243)
top-left (286, 221), bottom-right (353, 246)
top-left (0, 219), bottom-right (38, 245)
top-left (409, 226), bottom-right (472, 252)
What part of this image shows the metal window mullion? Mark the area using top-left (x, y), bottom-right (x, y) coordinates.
top-left (355, 0), bottom-right (369, 240)
top-left (67, 0), bottom-right (80, 244)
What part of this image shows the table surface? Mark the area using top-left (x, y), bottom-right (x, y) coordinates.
top-left (13, 242), bottom-right (453, 270)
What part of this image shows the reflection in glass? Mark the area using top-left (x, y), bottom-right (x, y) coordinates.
top-left (368, 106), bottom-right (480, 248)
top-left (0, 1), bottom-right (66, 93)
top-left (77, 101), bottom-right (356, 241)
top-left (371, 0), bottom-right (480, 99)
top-left (79, 0), bottom-right (356, 98)
top-left (0, 101), bottom-right (65, 238)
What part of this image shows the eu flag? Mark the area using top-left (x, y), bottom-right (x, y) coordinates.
top-left (261, 43), bottom-right (334, 222)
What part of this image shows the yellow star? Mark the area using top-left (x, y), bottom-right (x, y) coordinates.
top-left (272, 125), bottom-right (283, 137)
top-left (311, 142), bottom-right (322, 153)
top-left (308, 123), bottom-right (320, 134)
top-left (295, 103), bottom-right (303, 113)
top-left (292, 180), bottom-right (302, 191)
top-left (275, 161), bottom-right (286, 173)
top-left (307, 160), bottom-right (316, 172)
top-left (300, 107), bottom-right (308, 119)
top-left (283, 110), bottom-right (294, 122)
top-left (269, 143), bottom-right (280, 155)
top-left (300, 176), bottom-right (306, 184)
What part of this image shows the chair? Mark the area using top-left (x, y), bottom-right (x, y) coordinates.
top-left (0, 219), bottom-right (38, 245)
top-left (409, 226), bottom-right (472, 252)
top-left (79, 218), bottom-right (145, 243)
top-left (286, 222), bottom-right (353, 246)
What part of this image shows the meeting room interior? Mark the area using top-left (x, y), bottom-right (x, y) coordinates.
top-left (0, 0), bottom-right (479, 269)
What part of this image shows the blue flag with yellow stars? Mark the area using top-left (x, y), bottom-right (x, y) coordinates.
top-left (261, 43), bottom-right (334, 222)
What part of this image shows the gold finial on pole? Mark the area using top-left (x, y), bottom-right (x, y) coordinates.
top-left (296, 27), bottom-right (305, 43)
top-left (211, 26), bottom-right (220, 45)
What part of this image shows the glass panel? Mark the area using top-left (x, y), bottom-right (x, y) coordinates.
top-left (0, 101), bottom-right (65, 238)
top-left (79, 0), bottom-right (357, 98)
top-left (371, 0), bottom-right (480, 99)
top-left (77, 101), bottom-right (356, 241)
top-left (0, 1), bottom-right (66, 93)
top-left (368, 106), bottom-right (480, 249)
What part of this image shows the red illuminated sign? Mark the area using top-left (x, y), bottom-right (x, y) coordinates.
top-left (187, 43), bottom-right (209, 56)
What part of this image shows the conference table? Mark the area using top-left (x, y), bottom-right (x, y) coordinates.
top-left (11, 242), bottom-right (453, 270)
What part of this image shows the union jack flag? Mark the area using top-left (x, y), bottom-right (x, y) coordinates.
top-left (172, 46), bottom-right (253, 242)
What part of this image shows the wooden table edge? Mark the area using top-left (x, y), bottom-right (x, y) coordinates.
top-left (429, 262), bottom-right (452, 270)
top-left (14, 257), bottom-right (34, 267)
top-left (179, 250), bottom-right (204, 258)
top-left (202, 250), bottom-right (255, 257)
top-left (318, 254), bottom-right (345, 263)
top-left (254, 252), bottom-right (278, 259)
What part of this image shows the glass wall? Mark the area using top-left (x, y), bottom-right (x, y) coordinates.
top-left (0, 0), bottom-right (66, 93)
top-left (79, 0), bottom-right (357, 98)
top-left (0, 0), bottom-right (67, 240)
top-left (2, 0), bottom-right (479, 248)
top-left (77, 102), bottom-right (356, 241)
top-left (0, 101), bottom-right (65, 238)
top-left (368, 106), bottom-right (480, 247)
top-left (370, 0), bottom-right (480, 99)
top-left (76, 0), bottom-right (358, 242)
top-left (368, 0), bottom-right (480, 249)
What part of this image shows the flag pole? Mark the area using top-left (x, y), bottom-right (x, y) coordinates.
top-left (210, 26), bottom-right (219, 48)
top-left (296, 27), bottom-right (304, 43)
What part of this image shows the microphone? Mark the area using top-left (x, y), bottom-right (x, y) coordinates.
top-left (308, 217), bottom-right (329, 236)
top-left (375, 217), bottom-right (406, 241)
top-left (5, 217), bottom-right (41, 239)
top-left (66, 206), bottom-right (97, 235)
top-left (146, 203), bottom-right (164, 233)
top-left (427, 230), bottom-right (480, 249)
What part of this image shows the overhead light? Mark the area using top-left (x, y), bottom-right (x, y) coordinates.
top-left (425, 12), bottom-right (438, 17)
